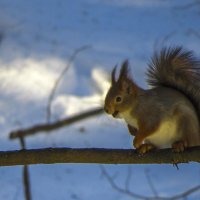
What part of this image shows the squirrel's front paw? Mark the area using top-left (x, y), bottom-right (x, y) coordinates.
top-left (172, 140), bottom-right (188, 152)
top-left (133, 135), bottom-right (144, 148)
top-left (136, 144), bottom-right (156, 154)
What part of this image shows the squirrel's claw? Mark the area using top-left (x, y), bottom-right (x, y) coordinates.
top-left (136, 144), bottom-right (156, 154)
top-left (172, 140), bottom-right (188, 153)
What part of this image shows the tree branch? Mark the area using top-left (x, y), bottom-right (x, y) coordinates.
top-left (100, 165), bottom-right (200, 200)
top-left (145, 169), bottom-right (158, 197)
top-left (19, 137), bottom-right (32, 200)
top-left (9, 107), bottom-right (103, 139)
top-left (100, 165), bottom-right (148, 199)
top-left (47, 45), bottom-right (91, 122)
top-left (0, 146), bottom-right (200, 167)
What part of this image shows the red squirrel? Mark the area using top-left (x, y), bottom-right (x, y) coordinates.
top-left (104, 47), bottom-right (200, 153)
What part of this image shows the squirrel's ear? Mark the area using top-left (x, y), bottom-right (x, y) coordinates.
top-left (111, 65), bottom-right (117, 85)
top-left (121, 80), bottom-right (132, 94)
top-left (126, 86), bottom-right (131, 94)
top-left (118, 60), bottom-right (129, 82)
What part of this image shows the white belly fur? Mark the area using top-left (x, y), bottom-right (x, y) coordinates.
top-left (120, 111), bottom-right (139, 129)
top-left (121, 110), bottom-right (180, 148)
top-left (145, 120), bottom-right (180, 148)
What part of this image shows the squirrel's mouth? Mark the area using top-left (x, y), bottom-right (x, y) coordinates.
top-left (112, 110), bottom-right (119, 118)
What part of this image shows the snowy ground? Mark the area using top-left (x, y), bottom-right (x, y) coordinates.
top-left (0, 0), bottom-right (200, 199)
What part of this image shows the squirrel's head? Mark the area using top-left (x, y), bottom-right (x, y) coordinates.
top-left (104, 60), bottom-right (138, 118)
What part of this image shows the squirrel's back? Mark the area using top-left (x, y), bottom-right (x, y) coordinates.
top-left (147, 47), bottom-right (200, 120)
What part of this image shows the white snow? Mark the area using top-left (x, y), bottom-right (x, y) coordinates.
top-left (0, 0), bottom-right (200, 199)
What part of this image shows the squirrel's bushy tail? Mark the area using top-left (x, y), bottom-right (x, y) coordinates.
top-left (147, 46), bottom-right (200, 115)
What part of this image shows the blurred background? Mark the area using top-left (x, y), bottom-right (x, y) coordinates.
top-left (0, 0), bottom-right (200, 199)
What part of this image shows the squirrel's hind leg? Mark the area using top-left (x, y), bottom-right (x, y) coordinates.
top-left (172, 105), bottom-right (199, 152)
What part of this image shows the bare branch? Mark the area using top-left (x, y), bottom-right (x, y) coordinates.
top-left (100, 165), bottom-right (149, 200)
top-left (9, 107), bottom-right (103, 139)
top-left (0, 147), bottom-right (200, 166)
top-left (47, 45), bottom-right (91, 122)
top-left (145, 169), bottom-right (158, 197)
top-left (0, 31), bottom-right (4, 45)
top-left (23, 166), bottom-right (31, 200)
top-left (101, 165), bottom-right (200, 200)
top-left (174, 1), bottom-right (200, 10)
top-left (170, 185), bottom-right (200, 200)
top-left (185, 29), bottom-right (200, 40)
top-left (153, 31), bottom-right (176, 52)
top-left (19, 137), bottom-right (32, 200)
top-left (125, 166), bottom-right (132, 191)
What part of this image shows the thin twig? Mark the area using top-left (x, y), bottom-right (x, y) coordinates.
top-left (170, 185), bottom-right (200, 200)
top-left (100, 165), bottom-right (149, 200)
top-left (0, 32), bottom-right (4, 45)
top-left (23, 166), bottom-right (31, 200)
top-left (9, 107), bottom-right (103, 139)
top-left (185, 29), bottom-right (200, 40)
top-left (153, 31), bottom-right (176, 52)
top-left (174, 1), bottom-right (200, 10)
top-left (145, 169), bottom-right (158, 197)
top-left (19, 137), bottom-right (32, 200)
top-left (125, 166), bottom-right (132, 191)
top-left (47, 45), bottom-right (91, 122)
top-left (19, 137), bottom-right (25, 149)
top-left (100, 165), bottom-right (200, 200)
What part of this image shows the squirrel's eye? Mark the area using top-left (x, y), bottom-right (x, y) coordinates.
top-left (115, 96), bottom-right (122, 103)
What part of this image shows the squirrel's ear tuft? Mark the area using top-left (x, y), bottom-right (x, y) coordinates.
top-left (118, 60), bottom-right (129, 82)
top-left (111, 65), bottom-right (117, 85)
top-left (126, 86), bottom-right (131, 94)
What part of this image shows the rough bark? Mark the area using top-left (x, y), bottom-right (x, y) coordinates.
top-left (0, 146), bottom-right (200, 167)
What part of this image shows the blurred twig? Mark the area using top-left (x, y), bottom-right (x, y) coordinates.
top-left (185, 29), bottom-right (200, 40)
top-left (145, 169), bottom-right (158, 197)
top-left (47, 45), bottom-right (91, 122)
top-left (174, 0), bottom-right (200, 10)
top-left (100, 165), bottom-right (148, 199)
top-left (125, 166), bottom-right (132, 191)
top-left (23, 166), bottom-right (31, 200)
top-left (170, 185), bottom-right (200, 200)
top-left (100, 165), bottom-right (200, 200)
top-left (19, 137), bottom-right (32, 200)
top-left (9, 107), bottom-right (103, 139)
top-left (0, 32), bottom-right (4, 45)
top-left (153, 31), bottom-right (176, 52)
